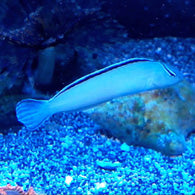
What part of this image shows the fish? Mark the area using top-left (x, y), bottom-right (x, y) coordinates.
top-left (16, 58), bottom-right (183, 130)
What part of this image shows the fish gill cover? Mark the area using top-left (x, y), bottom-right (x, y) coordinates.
top-left (0, 0), bottom-right (195, 194)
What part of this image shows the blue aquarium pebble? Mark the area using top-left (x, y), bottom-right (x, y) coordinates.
top-left (0, 112), bottom-right (194, 194)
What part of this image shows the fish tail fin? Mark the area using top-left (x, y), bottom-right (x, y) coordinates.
top-left (16, 99), bottom-right (51, 130)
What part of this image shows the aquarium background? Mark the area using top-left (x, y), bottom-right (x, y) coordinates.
top-left (0, 0), bottom-right (194, 194)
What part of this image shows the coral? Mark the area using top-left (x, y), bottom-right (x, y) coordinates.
top-left (85, 81), bottom-right (195, 155)
top-left (0, 184), bottom-right (37, 195)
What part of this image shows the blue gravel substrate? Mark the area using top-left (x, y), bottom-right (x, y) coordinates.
top-left (0, 111), bottom-right (195, 194)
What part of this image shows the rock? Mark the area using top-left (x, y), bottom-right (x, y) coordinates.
top-left (95, 182), bottom-right (107, 191)
top-left (85, 81), bottom-right (195, 155)
top-left (65, 175), bottom-right (73, 187)
top-left (96, 159), bottom-right (121, 170)
top-left (120, 143), bottom-right (130, 152)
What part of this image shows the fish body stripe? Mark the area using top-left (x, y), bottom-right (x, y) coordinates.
top-left (54, 58), bottom-right (151, 98)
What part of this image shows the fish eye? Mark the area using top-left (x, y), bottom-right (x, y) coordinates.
top-left (162, 63), bottom-right (176, 77)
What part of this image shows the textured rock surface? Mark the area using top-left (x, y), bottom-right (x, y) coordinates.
top-left (85, 81), bottom-right (195, 155)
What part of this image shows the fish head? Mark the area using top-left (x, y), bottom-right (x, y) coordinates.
top-left (153, 62), bottom-right (183, 88)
